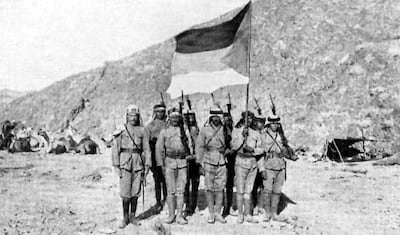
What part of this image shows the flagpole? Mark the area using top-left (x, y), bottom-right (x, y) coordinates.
top-left (244, 1), bottom-right (251, 128)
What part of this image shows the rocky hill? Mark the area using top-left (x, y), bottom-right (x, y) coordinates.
top-left (1, 0), bottom-right (399, 153)
top-left (0, 89), bottom-right (28, 108)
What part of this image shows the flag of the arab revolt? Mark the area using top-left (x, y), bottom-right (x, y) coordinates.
top-left (167, 3), bottom-right (250, 98)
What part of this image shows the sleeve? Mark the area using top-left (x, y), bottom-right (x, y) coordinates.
top-left (142, 129), bottom-right (152, 167)
top-left (231, 127), bottom-right (244, 151)
top-left (257, 132), bottom-right (266, 171)
top-left (195, 129), bottom-right (205, 164)
top-left (111, 135), bottom-right (121, 167)
top-left (155, 130), bottom-right (166, 167)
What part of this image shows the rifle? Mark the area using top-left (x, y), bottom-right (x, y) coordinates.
top-left (227, 93), bottom-right (232, 115)
top-left (269, 94), bottom-right (276, 116)
top-left (178, 90), bottom-right (191, 155)
top-left (254, 98), bottom-right (262, 116)
top-left (268, 94), bottom-right (288, 145)
top-left (160, 92), bottom-right (165, 106)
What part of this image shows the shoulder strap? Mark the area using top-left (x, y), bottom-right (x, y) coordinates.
top-left (124, 124), bottom-right (140, 149)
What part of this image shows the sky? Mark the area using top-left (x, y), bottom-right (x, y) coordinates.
top-left (0, 0), bottom-right (248, 91)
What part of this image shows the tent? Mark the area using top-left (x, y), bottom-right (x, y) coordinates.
top-left (325, 137), bottom-right (374, 162)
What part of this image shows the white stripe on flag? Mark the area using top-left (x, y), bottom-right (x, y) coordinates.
top-left (171, 46), bottom-right (232, 75)
top-left (167, 68), bottom-right (248, 98)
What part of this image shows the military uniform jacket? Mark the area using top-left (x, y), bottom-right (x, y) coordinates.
top-left (155, 126), bottom-right (192, 169)
top-left (231, 126), bottom-right (264, 170)
top-left (112, 125), bottom-right (151, 171)
top-left (260, 129), bottom-right (291, 171)
top-left (196, 124), bottom-right (226, 166)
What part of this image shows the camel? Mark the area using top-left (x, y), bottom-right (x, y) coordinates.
top-left (8, 137), bottom-right (32, 153)
top-left (77, 136), bottom-right (100, 154)
top-left (0, 120), bottom-right (14, 150)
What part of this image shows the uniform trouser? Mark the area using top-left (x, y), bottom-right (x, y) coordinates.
top-left (184, 160), bottom-right (200, 210)
top-left (120, 169), bottom-right (143, 198)
top-left (235, 165), bottom-right (257, 198)
top-left (165, 166), bottom-right (188, 196)
top-left (204, 163), bottom-right (227, 192)
top-left (151, 166), bottom-right (167, 204)
top-left (262, 169), bottom-right (286, 194)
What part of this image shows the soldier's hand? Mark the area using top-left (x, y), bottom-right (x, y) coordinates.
top-left (261, 170), bottom-right (268, 180)
top-left (224, 149), bottom-right (232, 157)
top-left (242, 127), bottom-right (249, 137)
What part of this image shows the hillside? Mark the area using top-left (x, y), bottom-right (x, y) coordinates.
top-left (0, 89), bottom-right (29, 108)
top-left (1, 0), bottom-right (400, 153)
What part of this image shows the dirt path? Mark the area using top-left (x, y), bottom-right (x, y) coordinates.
top-left (1, 150), bottom-right (399, 234)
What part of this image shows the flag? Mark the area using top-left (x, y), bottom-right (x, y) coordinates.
top-left (167, 3), bottom-right (250, 98)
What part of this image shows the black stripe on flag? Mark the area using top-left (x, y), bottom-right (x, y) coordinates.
top-left (175, 3), bottom-right (250, 54)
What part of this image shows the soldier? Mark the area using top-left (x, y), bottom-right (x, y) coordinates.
top-left (112, 104), bottom-right (151, 228)
top-left (156, 111), bottom-right (192, 225)
top-left (196, 107), bottom-right (227, 224)
top-left (231, 111), bottom-right (264, 224)
top-left (259, 114), bottom-right (298, 222)
top-left (183, 110), bottom-right (200, 216)
top-left (222, 112), bottom-right (236, 217)
top-left (144, 103), bottom-right (168, 211)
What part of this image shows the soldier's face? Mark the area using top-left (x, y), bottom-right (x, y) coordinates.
top-left (270, 123), bottom-right (280, 132)
top-left (255, 120), bottom-right (265, 130)
top-left (170, 116), bottom-right (181, 126)
top-left (210, 116), bottom-right (222, 127)
top-left (154, 110), bottom-right (166, 120)
top-left (127, 113), bottom-right (139, 125)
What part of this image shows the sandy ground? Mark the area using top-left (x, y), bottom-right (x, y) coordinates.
top-left (1, 149), bottom-right (399, 235)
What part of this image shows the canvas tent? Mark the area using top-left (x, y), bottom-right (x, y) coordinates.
top-left (325, 138), bottom-right (374, 162)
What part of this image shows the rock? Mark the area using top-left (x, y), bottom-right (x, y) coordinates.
top-left (349, 64), bottom-right (365, 75)
top-left (98, 227), bottom-right (116, 234)
top-left (81, 171), bottom-right (102, 182)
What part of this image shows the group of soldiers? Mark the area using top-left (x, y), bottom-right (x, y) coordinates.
top-left (111, 98), bottom-right (298, 228)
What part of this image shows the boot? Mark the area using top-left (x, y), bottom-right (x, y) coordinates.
top-left (271, 193), bottom-right (285, 222)
top-left (176, 195), bottom-right (188, 225)
top-left (129, 197), bottom-right (140, 226)
top-left (263, 191), bottom-right (272, 222)
top-left (214, 191), bottom-right (227, 223)
top-left (244, 198), bottom-right (258, 223)
top-left (119, 198), bottom-right (130, 228)
top-left (164, 195), bottom-right (176, 224)
top-left (206, 191), bottom-right (215, 223)
top-left (236, 194), bottom-right (244, 224)
top-left (154, 182), bottom-right (163, 211)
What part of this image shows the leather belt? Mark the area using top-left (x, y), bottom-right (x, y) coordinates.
top-left (237, 151), bottom-right (255, 158)
top-left (121, 148), bottom-right (142, 154)
top-left (166, 150), bottom-right (187, 159)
